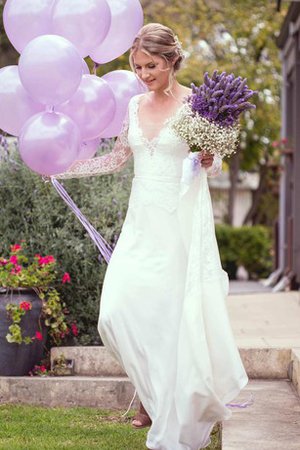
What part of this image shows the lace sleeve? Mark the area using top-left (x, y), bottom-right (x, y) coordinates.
top-left (205, 155), bottom-right (222, 177)
top-left (54, 109), bottom-right (132, 180)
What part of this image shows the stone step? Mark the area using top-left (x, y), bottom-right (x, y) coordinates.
top-left (291, 348), bottom-right (300, 397)
top-left (51, 345), bottom-right (292, 379)
top-left (1, 348), bottom-right (299, 417)
top-left (51, 346), bottom-right (126, 377)
top-left (0, 375), bottom-right (139, 410)
top-left (222, 379), bottom-right (300, 450)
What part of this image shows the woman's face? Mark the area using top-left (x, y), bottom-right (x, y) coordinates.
top-left (133, 49), bottom-right (172, 92)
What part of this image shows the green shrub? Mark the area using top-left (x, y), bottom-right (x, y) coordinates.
top-left (216, 224), bottom-right (273, 279)
top-left (0, 141), bottom-right (132, 345)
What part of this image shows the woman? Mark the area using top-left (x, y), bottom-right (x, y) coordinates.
top-left (55, 23), bottom-right (248, 450)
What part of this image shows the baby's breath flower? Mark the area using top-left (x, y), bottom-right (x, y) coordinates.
top-left (173, 104), bottom-right (240, 158)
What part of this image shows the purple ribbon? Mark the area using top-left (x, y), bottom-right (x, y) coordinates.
top-left (225, 391), bottom-right (254, 409)
top-left (51, 178), bottom-right (113, 264)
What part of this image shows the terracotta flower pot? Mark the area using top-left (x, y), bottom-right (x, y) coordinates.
top-left (0, 288), bottom-right (47, 376)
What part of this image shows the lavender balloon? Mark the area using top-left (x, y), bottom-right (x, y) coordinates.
top-left (3, 0), bottom-right (54, 53)
top-left (19, 112), bottom-right (81, 175)
top-left (51, 0), bottom-right (111, 58)
top-left (77, 137), bottom-right (101, 160)
top-left (0, 66), bottom-right (44, 136)
top-left (89, 0), bottom-right (143, 64)
top-left (101, 70), bottom-right (146, 138)
top-left (82, 59), bottom-right (90, 75)
top-left (18, 35), bottom-right (83, 106)
top-left (57, 75), bottom-right (116, 140)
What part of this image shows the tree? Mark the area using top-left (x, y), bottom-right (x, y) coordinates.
top-left (0, 0), bottom-right (18, 68)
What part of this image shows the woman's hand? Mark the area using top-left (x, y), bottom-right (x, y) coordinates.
top-left (199, 152), bottom-right (214, 169)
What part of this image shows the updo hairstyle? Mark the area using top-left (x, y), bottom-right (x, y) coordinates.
top-left (129, 23), bottom-right (185, 92)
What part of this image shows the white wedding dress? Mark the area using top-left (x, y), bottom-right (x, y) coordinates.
top-left (56, 94), bottom-right (249, 450)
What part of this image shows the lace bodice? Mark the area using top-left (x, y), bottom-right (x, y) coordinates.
top-left (54, 107), bottom-right (132, 179)
top-left (54, 94), bottom-right (222, 180)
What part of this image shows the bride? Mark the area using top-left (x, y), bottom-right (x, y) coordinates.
top-left (55, 23), bottom-right (249, 450)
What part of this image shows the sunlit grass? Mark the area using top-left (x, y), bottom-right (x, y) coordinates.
top-left (0, 404), bottom-right (221, 450)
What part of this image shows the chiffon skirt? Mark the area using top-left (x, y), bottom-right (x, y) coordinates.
top-left (98, 171), bottom-right (248, 450)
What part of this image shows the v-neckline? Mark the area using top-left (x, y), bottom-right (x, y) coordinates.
top-left (134, 94), bottom-right (185, 144)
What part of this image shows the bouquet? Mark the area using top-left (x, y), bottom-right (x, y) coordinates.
top-left (173, 70), bottom-right (257, 158)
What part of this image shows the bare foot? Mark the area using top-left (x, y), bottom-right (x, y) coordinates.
top-left (131, 402), bottom-right (152, 428)
top-left (132, 412), bottom-right (152, 428)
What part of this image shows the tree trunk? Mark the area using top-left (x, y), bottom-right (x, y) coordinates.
top-left (243, 164), bottom-right (268, 225)
top-left (227, 149), bottom-right (241, 225)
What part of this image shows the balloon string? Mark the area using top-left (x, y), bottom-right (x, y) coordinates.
top-left (121, 389), bottom-right (137, 417)
top-left (51, 178), bottom-right (113, 264)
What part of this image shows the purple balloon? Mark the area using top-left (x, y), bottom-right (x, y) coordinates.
top-left (57, 75), bottom-right (116, 140)
top-left (51, 0), bottom-right (111, 58)
top-left (89, 0), bottom-right (143, 64)
top-left (19, 112), bottom-right (81, 175)
top-left (100, 70), bottom-right (147, 138)
top-left (77, 137), bottom-right (101, 160)
top-left (18, 35), bottom-right (83, 106)
top-left (0, 66), bottom-right (44, 136)
top-left (82, 59), bottom-right (90, 75)
top-left (3, 0), bottom-right (54, 53)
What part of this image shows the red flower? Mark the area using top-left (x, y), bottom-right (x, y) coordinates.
top-left (37, 255), bottom-right (56, 266)
top-left (46, 255), bottom-right (55, 264)
top-left (71, 323), bottom-right (79, 336)
top-left (62, 272), bottom-right (71, 284)
top-left (11, 264), bottom-right (22, 275)
top-left (35, 331), bottom-right (43, 341)
top-left (39, 365), bottom-right (47, 372)
top-left (20, 301), bottom-right (32, 311)
top-left (10, 244), bottom-right (22, 253)
top-left (0, 258), bottom-right (8, 266)
top-left (9, 255), bottom-right (18, 265)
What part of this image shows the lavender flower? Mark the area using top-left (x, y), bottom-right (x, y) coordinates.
top-left (187, 70), bottom-right (257, 127)
top-left (172, 70), bottom-right (257, 158)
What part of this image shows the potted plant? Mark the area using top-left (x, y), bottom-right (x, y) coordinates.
top-left (0, 242), bottom-right (77, 376)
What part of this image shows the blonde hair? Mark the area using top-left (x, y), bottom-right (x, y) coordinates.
top-left (129, 23), bottom-right (185, 93)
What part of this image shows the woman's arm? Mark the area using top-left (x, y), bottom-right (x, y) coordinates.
top-left (54, 110), bottom-right (132, 180)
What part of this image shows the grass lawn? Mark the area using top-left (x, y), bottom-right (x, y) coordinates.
top-left (0, 404), bottom-right (221, 450)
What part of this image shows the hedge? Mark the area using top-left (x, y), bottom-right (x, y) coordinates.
top-left (215, 224), bottom-right (273, 279)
